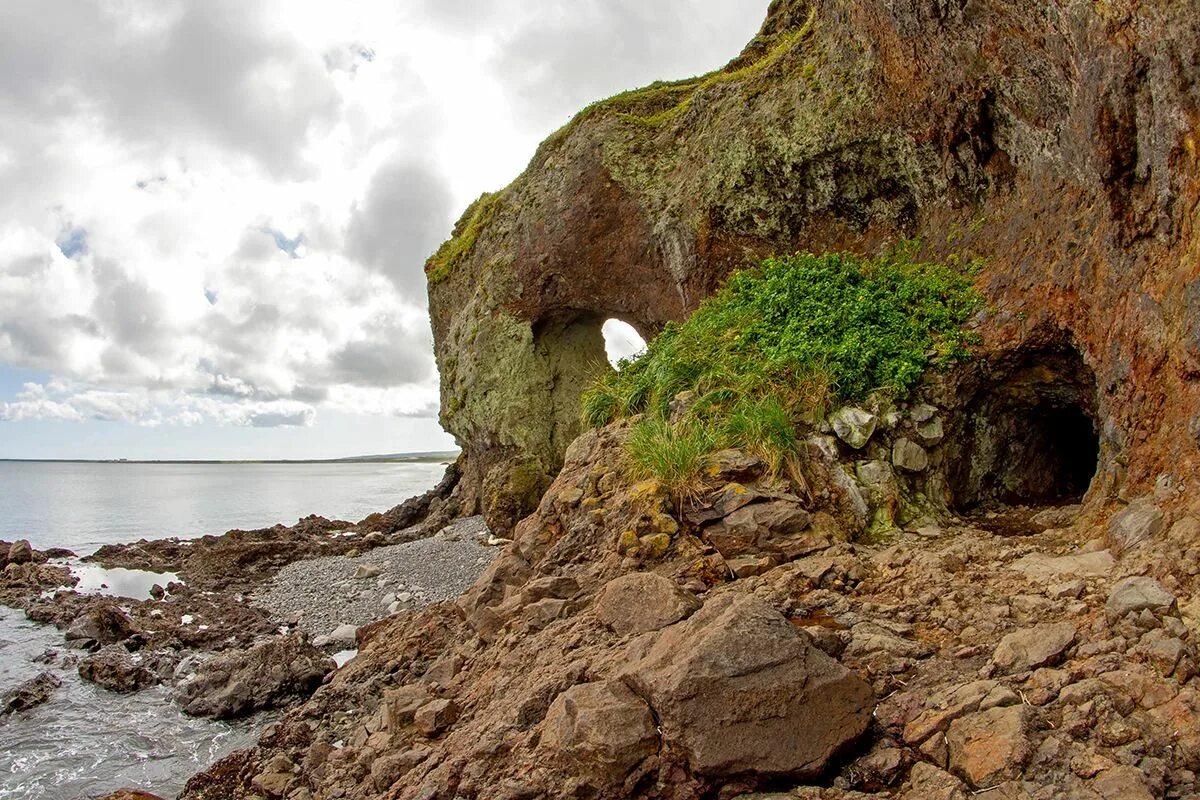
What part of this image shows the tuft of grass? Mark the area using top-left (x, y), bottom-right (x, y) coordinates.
top-left (583, 245), bottom-right (982, 484)
top-left (425, 191), bottom-right (504, 285)
top-left (626, 417), bottom-right (715, 506)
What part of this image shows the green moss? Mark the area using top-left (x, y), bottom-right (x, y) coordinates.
top-left (584, 246), bottom-right (982, 481)
top-left (425, 191), bottom-right (504, 285)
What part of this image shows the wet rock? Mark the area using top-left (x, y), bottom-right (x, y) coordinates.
top-left (540, 680), bottom-right (658, 788)
top-left (414, 698), bottom-right (458, 736)
top-left (1106, 500), bottom-right (1164, 555)
top-left (831, 407), bottom-right (877, 449)
top-left (623, 594), bottom-right (873, 778)
top-left (7, 539), bottom-right (34, 565)
top-left (946, 705), bottom-right (1032, 788)
top-left (593, 572), bottom-right (699, 635)
top-left (175, 634), bottom-right (334, 719)
top-left (1106, 576), bottom-right (1176, 620)
top-left (79, 645), bottom-right (159, 693)
top-left (65, 604), bottom-right (138, 648)
top-left (892, 438), bottom-right (928, 473)
top-left (991, 622), bottom-right (1077, 675)
top-left (2, 671), bottom-right (61, 714)
top-left (97, 792), bottom-right (167, 800)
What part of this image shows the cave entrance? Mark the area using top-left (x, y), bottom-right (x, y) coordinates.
top-left (601, 318), bottom-right (647, 367)
top-left (946, 339), bottom-right (1101, 514)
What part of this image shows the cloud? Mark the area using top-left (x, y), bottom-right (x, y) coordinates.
top-left (346, 160), bottom-right (455, 301)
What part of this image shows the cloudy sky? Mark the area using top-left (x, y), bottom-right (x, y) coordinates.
top-left (0, 0), bottom-right (767, 460)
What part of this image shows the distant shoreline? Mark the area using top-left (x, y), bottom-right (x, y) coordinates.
top-left (0, 451), bottom-right (460, 465)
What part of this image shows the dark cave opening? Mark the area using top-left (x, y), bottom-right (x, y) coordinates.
top-left (946, 341), bottom-right (1101, 513)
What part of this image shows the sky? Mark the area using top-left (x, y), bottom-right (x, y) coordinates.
top-left (0, 0), bottom-right (768, 460)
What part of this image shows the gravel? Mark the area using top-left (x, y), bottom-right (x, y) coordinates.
top-left (252, 516), bottom-right (496, 640)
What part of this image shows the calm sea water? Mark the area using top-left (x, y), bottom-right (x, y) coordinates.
top-left (0, 460), bottom-right (449, 554)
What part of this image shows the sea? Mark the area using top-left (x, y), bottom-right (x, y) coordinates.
top-left (0, 458), bottom-right (450, 800)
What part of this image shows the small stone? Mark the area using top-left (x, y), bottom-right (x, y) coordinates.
top-left (638, 533), bottom-right (671, 560)
top-left (910, 403), bottom-right (938, 423)
top-left (916, 417), bottom-right (944, 444)
top-left (831, 407), bottom-right (877, 449)
top-left (354, 563), bottom-right (382, 579)
top-left (946, 705), bottom-right (1032, 788)
top-left (991, 622), bottom-right (1077, 675)
top-left (328, 623), bottom-right (358, 645)
top-left (414, 698), bottom-right (458, 736)
top-left (3, 671), bottom-right (61, 714)
top-left (594, 572), bottom-right (699, 636)
top-left (1048, 579), bottom-right (1085, 599)
top-left (892, 438), bottom-right (929, 472)
top-left (1106, 576), bottom-right (1176, 620)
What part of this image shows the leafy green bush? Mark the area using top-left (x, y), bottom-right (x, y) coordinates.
top-left (586, 246), bottom-right (981, 481)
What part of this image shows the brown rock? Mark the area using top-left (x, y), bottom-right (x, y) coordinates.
top-left (701, 500), bottom-right (812, 558)
top-left (1105, 500), bottom-right (1164, 555)
top-left (65, 604), bottom-right (138, 647)
top-left (540, 680), bottom-right (658, 787)
top-left (3, 671), bottom-right (61, 714)
top-left (6, 539), bottom-right (33, 565)
top-left (1091, 765), bottom-right (1155, 800)
top-left (414, 698), bottom-right (458, 736)
top-left (624, 594), bottom-right (873, 778)
top-left (946, 706), bottom-right (1032, 788)
top-left (97, 792), bottom-right (166, 800)
top-left (990, 622), bottom-right (1077, 675)
top-left (593, 572), bottom-right (699, 635)
top-left (902, 762), bottom-right (968, 800)
top-left (78, 646), bottom-right (158, 693)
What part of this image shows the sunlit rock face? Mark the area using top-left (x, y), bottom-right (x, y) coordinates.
top-left (427, 0), bottom-right (1200, 533)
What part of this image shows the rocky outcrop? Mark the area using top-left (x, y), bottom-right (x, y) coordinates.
top-left (427, 0), bottom-right (1200, 533)
top-left (78, 645), bottom-right (160, 693)
top-left (2, 671), bottom-right (61, 714)
top-left (174, 634), bottom-right (334, 719)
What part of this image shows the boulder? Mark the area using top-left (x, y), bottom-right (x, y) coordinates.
top-left (623, 594), bottom-right (873, 778)
top-left (175, 634), bottom-right (334, 719)
top-left (946, 705), bottom-right (1032, 788)
top-left (990, 622), bottom-right (1077, 675)
top-left (66, 605), bottom-right (138, 648)
top-left (7, 539), bottom-right (34, 565)
top-left (1105, 501), bottom-right (1164, 554)
top-left (1008, 549), bottom-right (1114, 580)
top-left (593, 572), bottom-right (699, 635)
top-left (3, 671), bottom-right (61, 714)
top-left (892, 438), bottom-right (929, 473)
top-left (831, 407), bottom-right (877, 449)
top-left (78, 646), bottom-right (159, 693)
top-left (97, 792), bottom-right (167, 800)
top-left (1106, 576), bottom-right (1176, 620)
top-left (541, 680), bottom-right (659, 788)
top-left (414, 698), bottom-right (458, 736)
top-left (915, 417), bottom-right (944, 444)
top-left (701, 500), bottom-right (812, 559)
top-left (1091, 765), bottom-right (1155, 800)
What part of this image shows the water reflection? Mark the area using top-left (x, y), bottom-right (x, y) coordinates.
top-left (68, 564), bottom-right (180, 600)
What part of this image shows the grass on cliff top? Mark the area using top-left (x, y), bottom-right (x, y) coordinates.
top-left (425, 191), bottom-right (504, 285)
top-left (582, 246), bottom-right (982, 497)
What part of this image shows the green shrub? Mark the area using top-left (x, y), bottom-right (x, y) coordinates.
top-left (584, 246), bottom-right (982, 481)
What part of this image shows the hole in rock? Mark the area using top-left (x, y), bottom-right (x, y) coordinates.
top-left (946, 339), bottom-right (1100, 513)
top-left (601, 318), bottom-right (647, 367)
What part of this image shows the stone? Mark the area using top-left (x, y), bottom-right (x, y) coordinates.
top-left (903, 680), bottom-right (1010, 745)
top-left (1091, 766), bottom-right (1155, 800)
top-left (96, 792), bottom-right (167, 800)
top-left (175, 634), bottom-right (334, 719)
top-left (1030, 504), bottom-right (1083, 529)
top-left (727, 553), bottom-right (776, 578)
top-left (701, 500), bottom-right (812, 558)
top-left (946, 705), bottom-right (1032, 788)
top-left (1047, 579), bottom-right (1085, 599)
top-left (892, 438), bottom-right (929, 473)
top-left (991, 622), bottom-right (1077, 675)
top-left (7, 539), bottom-right (33, 565)
top-left (684, 482), bottom-right (762, 524)
top-left (623, 594), bottom-right (873, 778)
top-left (1106, 576), bottom-right (1176, 620)
top-left (3, 671), bottom-right (61, 714)
top-left (370, 746), bottom-right (432, 790)
top-left (916, 417), bottom-right (944, 444)
top-left (910, 403), bottom-right (938, 423)
top-left (1105, 501), bottom-right (1165, 555)
top-left (902, 762), bottom-right (968, 800)
top-left (65, 604), bottom-right (138, 647)
top-left (593, 572), bottom-right (699, 635)
top-left (327, 623), bottom-right (359, 646)
top-left (414, 698), bottom-right (458, 736)
top-left (540, 680), bottom-right (658, 788)
top-left (354, 563), bottom-right (382, 579)
top-left (1008, 549), bottom-right (1114, 580)
top-left (831, 407), bottom-right (877, 449)
top-left (78, 646), bottom-right (158, 693)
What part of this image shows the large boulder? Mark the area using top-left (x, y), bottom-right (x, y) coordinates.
top-left (66, 604), bottom-right (138, 648)
top-left (1106, 576), bottom-right (1177, 621)
top-left (79, 646), bottom-right (159, 693)
top-left (3, 671), bottom-right (61, 714)
top-left (540, 680), bottom-right (659, 788)
top-left (1106, 500), bottom-right (1165, 554)
top-left (623, 594), bottom-right (873, 778)
top-left (6, 539), bottom-right (34, 565)
top-left (593, 572), bottom-right (699, 636)
top-left (175, 634), bottom-right (334, 719)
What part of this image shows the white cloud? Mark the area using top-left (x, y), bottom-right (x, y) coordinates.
top-left (0, 0), bottom-right (767, 445)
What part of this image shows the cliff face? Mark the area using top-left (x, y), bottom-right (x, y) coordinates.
top-left (428, 0), bottom-right (1200, 533)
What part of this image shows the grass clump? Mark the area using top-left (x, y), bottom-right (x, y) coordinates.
top-left (625, 417), bottom-right (715, 505)
top-left (585, 245), bottom-right (982, 484)
top-left (425, 191), bottom-right (504, 285)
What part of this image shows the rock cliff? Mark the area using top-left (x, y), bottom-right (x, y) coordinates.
top-left (428, 0), bottom-right (1200, 534)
